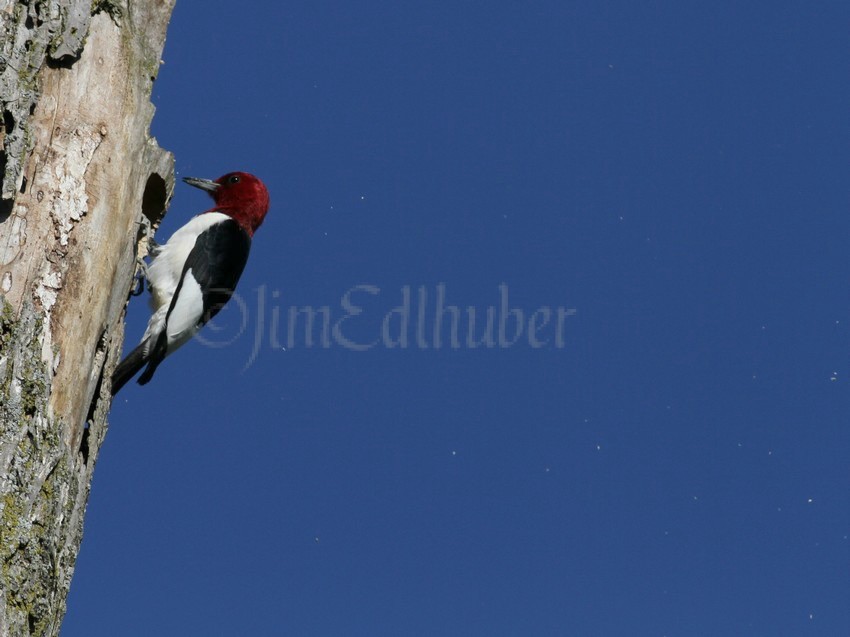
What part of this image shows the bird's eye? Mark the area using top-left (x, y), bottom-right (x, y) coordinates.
top-left (228, 175), bottom-right (240, 184)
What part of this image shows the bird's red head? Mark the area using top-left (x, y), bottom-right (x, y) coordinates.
top-left (183, 172), bottom-right (270, 237)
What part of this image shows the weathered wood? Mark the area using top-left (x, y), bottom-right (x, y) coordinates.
top-left (0, 0), bottom-right (175, 634)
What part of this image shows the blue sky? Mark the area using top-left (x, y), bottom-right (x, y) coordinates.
top-left (64, 2), bottom-right (849, 635)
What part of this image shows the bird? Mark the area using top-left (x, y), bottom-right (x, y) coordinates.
top-left (111, 171), bottom-right (270, 394)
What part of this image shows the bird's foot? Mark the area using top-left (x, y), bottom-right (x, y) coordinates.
top-left (147, 236), bottom-right (162, 257)
top-left (130, 257), bottom-right (151, 297)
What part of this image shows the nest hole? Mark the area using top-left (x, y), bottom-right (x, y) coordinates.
top-left (142, 172), bottom-right (167, 226)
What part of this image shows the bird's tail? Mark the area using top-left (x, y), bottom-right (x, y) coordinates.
top-left (111, 340), bottom-right (150, 395)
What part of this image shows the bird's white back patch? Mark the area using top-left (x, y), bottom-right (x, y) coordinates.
top-left (166, 268), bottom-right (204, 353)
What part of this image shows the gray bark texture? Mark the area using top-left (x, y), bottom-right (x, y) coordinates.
top-left (0, 0), bottom-right (175, 634)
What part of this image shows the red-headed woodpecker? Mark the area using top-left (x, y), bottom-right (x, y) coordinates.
top-left (111, 171), bottom-right (270, 394)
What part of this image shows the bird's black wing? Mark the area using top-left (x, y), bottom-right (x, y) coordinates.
top-left (176, 218), bottom-right (252, 325)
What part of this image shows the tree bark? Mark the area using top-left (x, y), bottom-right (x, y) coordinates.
top-left (0, 0), bottom-right (175, 634)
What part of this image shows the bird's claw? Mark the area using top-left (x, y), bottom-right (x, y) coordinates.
top-left (148, 236), bottom-right (162, 257)
top-left (130, 256), bottom-right (151, 297)
top-left (130, 272), bottom-right (146, 297)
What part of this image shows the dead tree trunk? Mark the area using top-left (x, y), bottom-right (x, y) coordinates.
top-left (0, 1), bottom-right (175, 634)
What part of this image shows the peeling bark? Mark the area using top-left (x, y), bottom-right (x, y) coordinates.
top-left (0, 0), bottom-right (175, 634)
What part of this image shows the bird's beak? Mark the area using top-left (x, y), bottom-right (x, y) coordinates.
top-left (182, 177), bottom-right (220, 193)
